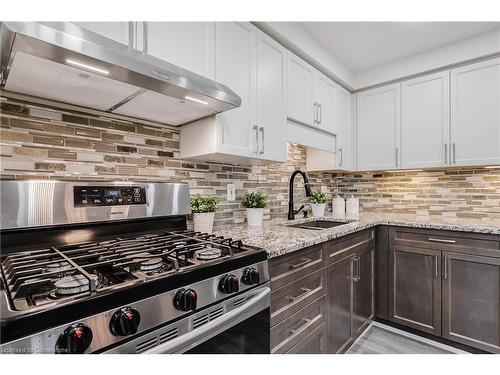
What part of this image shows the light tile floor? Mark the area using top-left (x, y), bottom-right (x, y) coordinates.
top-left (346, 322), bottom-right (468, 354)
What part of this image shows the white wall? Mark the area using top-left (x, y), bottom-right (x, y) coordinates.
top-left (254, 22), bottom-right (356, 90)
top-left (352, 28), bottom-right (500, 90)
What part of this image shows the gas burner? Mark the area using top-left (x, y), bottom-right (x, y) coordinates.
top-left (195, 247), bottom-right (222, 260)
top-left (139, 257), bottom-right (163, 271)
top-left (54, 274), bottom-right (98, 296)
top-left (45, 261), bottom-right (72, 274)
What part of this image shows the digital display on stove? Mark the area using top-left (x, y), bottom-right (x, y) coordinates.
top-left (74, 186), bottom-right (147, 207)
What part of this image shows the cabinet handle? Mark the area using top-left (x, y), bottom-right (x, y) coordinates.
top-left (288, 258), bottom-right (312, 270)
top-left (288, 287), bottom-right (312, 302)
top-left (253, 125), bottom-right (259, 155)
top-left (443, 256), bottom-right (448, 280)
top-left (313, 103), bottom-right (318, 124)
top-left (428, 238), bottom-right (456, 244)
top-left (452, 142), bottom-right (456, 164)
top-left (352, 256), bottom-right (360, 282)
top-left (128, 22), bottom-right (136, 48)
top-left (288, 317), bottom-right (314, 336)
top-left (318, 103), bottom-right (322, 125)
top-left (395, 148), bottom-right (399, 167)
top-left (435, 254), bottom-right (439, 278)
top-left (142, 22), bottom-right (148, 53)
top-left (339, 148), bottom-right (343, 167)
top-left (444, 143), bottom-right (448, 165)
top-left (259, 127), bottom-right (265, 155)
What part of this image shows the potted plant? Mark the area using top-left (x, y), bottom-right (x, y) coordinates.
top-left (309, 191), bottom-right (327, 217)
top-left (190, 194), bottom-right (219, 234)
top-left (241, 191), bottom-right (267, 227)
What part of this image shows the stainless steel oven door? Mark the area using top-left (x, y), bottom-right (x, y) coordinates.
top-left (104, 284), bottom-right (270, 354)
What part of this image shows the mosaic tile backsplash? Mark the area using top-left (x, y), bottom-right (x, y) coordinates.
top-left (1, 95), bottom-right (498, 226)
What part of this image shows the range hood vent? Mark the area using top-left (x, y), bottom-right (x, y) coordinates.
top-left (0, 22), bottom-right (241, 126)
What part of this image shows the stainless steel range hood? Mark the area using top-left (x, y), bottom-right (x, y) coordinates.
top-left (0, 22), bottom-right (241, 126)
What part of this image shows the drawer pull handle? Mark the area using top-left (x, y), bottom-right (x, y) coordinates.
top-left (428, 238), bottom-right (456, 244)
top-left (288, 317), bottom-right (313, 336)
top-left (289, 258), bottom-right (312, 270)
top-left (288, 287), bottom-right (312, 302)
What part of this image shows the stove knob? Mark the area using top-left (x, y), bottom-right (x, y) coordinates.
top-left (55, 323), bottom-right (93, 354)
top-left (110, 307), bottom-right (141, 336)
top-left (219, 274), bottom-right (239, 294)
top-left (241, 267), bottom-right (260, 285)
top-left (174, 289), bottom-right (197, 311)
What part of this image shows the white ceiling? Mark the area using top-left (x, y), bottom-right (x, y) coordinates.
top-left (298, 22), bottom-right (500, 72)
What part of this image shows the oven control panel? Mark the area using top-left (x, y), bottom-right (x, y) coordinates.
top-left (74, 186), bottom-right (146, 207)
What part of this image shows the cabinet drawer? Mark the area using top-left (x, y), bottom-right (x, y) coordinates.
top-left (271, 295), bottom-right (326, 354)
top-left (326, 229), bottom-right (375, 265)
top-left (270, 243), bottom-right (325, 290)
top-left (286, 322), bottom-right (327, 354)
top-left (271, 269), bottom-right (326, 327)
top-left (390, 227), bottom-right (500, 257)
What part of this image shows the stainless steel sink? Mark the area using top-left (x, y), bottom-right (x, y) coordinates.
top-left (288, 220), bottom-right (349, 230)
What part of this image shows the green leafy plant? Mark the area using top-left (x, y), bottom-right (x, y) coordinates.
top-left (190, 194), bottom-right (219, 213)
top-left (309, 190), bottom-right (327, 204)
top-left (241, 191), bottom-right (267, 209)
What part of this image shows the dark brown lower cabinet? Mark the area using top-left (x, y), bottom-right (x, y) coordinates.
top-left (327, 244), bottom-right (374, 353)
top-left (389, 245), bottom-right (442, 336)
top-left (442, 252), bottom-right (500, 353)
top-left (286, 323), bottom-right (328, 354)
top-left (327, 257), bottom-right (353, 353)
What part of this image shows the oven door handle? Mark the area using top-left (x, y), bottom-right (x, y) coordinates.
top-left (143, 285), bottom-right (271, 354)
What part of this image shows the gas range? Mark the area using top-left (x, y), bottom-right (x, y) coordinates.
top-left (0, 181), bottom-right (270, 354)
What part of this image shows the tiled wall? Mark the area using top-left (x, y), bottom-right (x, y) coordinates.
top-left (1, 95), bottom-right (499, 225)
top-left (335, 169), bottom-right (500, 221)
top-left (0, 96), bottom-right (334, 228)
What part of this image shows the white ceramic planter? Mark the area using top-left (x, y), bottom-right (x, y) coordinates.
top-left (246, 208), bottom-right (264, 226)
top-left (310, 203), bottom-right (326, 217)
top-left (193, 212), bottom-right (215, 234)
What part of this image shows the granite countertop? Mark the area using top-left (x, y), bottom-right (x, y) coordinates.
top-left (214, 213), bottom-right (500, 259)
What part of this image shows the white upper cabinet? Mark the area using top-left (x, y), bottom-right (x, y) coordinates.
top-left (74, 22), bottom-right (132, 46)
top-left (357, 83), bottom-right (401, 170)
top-left (180, 22), bottom-right (287, 163)
top-left (255, 32), bottom-right (287, 162)
top-left (402, 71), bottom-right (450, 168)
top-left (287, 54), bottom-right (336, 133)
top-left (315, 73), bottom-right (336, 133)
top-left (287, 54), bottom-right (316, 126)
top-left (144, 22), bottom-right (215, 79)
top-left (451, 57), bottom-right (500, 166)
top-left (335, 85), bottom-right (354, 170)
top-left (214, 22), bottom-right (256, 158)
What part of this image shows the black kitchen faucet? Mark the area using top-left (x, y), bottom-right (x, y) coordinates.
top-left (288, 169), bottom-right (313, 220)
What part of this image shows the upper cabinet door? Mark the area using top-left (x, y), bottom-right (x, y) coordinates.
top-left (288, 54), bottom-right (316, 126)
top-left (214, 22), bottom-right (256, 158)
top-left (335, 85), bottom-right (353, 170)
top-left (402, 71), bottom-right (450, 169)
top-left (145, 22), bottom-right (215, 79)
top-left (74, 22), bottom-right (131, 46)
top-left (314, 74), bottom-right (336, 133)
top-left (451, 58), bottom-right (500, 166)
top-left (357, 83), bottom-right (401, 171)
top-left (256, 33), bottom-right (287, 162)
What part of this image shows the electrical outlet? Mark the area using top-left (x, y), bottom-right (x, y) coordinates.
top-left (227, 183), bottom-right (236, 201)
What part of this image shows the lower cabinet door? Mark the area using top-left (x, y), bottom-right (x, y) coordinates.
top-left (442, 252), bottom-right (500, 353)
top-left (327, 257), bottom-right (354, 353)
top-left (286, 323), bottom-right (328, 354)
top-left (352, 246), bottom-right (374, 336)
top-left (389, 245), bottom-right (441, 336)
